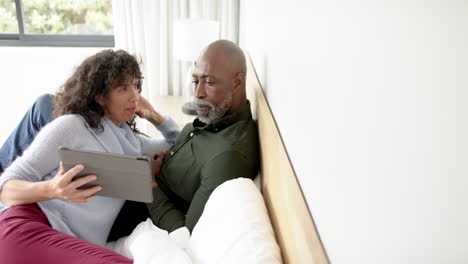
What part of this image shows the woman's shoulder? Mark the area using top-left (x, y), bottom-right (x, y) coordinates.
top-left (48, 114), bottom-right (89, 131)
top-left (54, 114), bottom-right (85, 124)
top-left (29, 115), bottom-right (91, 151)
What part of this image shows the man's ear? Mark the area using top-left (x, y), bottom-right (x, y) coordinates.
top-left (232, 72), bottom-right (245, 92)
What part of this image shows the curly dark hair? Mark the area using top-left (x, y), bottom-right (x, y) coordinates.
top-left (52, 49), bottom-right (143, 132)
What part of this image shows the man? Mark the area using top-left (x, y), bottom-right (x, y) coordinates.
top-left (147, 39), bottom-right (259, 232)
top-left (0, 40), bottom-right (259, 237)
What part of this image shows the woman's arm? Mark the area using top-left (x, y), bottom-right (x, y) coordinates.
top-left (136, 95), bottom-right (166, 126)
top-left (0, 179), bottom-right (52, 206)
top-left (135, 95), bottom-right (181, 154)
top-left (0, 164), bottom-right (101, 206)
top-left (0, 115), bottom-right (101, 206)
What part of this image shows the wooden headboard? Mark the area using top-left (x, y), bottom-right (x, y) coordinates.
top-left (245, 53), bottom-right (330, 264)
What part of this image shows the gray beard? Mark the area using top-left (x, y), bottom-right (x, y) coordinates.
top-left (195, 96), bottom-right (232, 124)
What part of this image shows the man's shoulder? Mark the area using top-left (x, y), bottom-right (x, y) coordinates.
top-left (219, 118), bottom-right (258, 146)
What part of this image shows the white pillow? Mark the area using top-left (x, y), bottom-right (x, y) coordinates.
top-left (187, 178), bottom-right (283, 264)
top-left (106, 219), bottom-right (192, 264)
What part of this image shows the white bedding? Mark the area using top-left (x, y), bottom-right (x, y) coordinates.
top-left (106, 178), bottom-right (282, 264)
top-left (106, 219), bottom-right (192, 264)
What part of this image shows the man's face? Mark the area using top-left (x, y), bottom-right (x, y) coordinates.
top-left (192, 54), bottom-right (233, 124)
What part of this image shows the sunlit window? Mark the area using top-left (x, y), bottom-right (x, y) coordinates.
top-left (0, 0), bottom-right (114, 47)
top-left (0, 0), bottom-right (19, 33)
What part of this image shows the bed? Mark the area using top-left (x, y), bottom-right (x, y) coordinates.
top-left (109, 54), bottom-right (329, 264)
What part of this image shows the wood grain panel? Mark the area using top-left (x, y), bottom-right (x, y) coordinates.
top-left (245, 53), bottom-right (329, 264)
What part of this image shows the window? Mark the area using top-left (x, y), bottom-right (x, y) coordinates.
top-left (0, 0), bottom-right (114, 47)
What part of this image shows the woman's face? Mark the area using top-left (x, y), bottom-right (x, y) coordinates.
top-left (97, 77), bottom-right (140, 127)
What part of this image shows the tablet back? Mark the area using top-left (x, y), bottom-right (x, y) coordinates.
top-left (59, 147), bottom-right (153, 203)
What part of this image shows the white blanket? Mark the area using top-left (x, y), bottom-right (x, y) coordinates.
top-left (106, 178), bottom-right (282, 264)
top-left (106, 219), bottom-right (192, 264)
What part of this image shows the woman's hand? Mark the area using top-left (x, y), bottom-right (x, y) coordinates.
top-left (0, 163), bottom-right (101, 206)
top-left (149, 150), bottom-right (168, 188)
top-left (48, 163), bottom-right (102, 203)
top-left (135, 96), bottom-right (155, 119)
top-left (135, 96), bottom-right (166, 126)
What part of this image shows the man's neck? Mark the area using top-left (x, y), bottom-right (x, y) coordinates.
top-left (227, 98), bottom-right (247, 115)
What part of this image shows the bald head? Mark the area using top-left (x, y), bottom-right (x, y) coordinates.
top-left (192, 40), bottom-right (248, 124)
top-left (200, 40), bottom-right (247, 78)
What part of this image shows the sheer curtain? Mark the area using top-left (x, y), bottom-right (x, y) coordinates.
top-left (112, 0), bottom-right (240, 97)
top-left (112, 0), bottom-right (239, 133)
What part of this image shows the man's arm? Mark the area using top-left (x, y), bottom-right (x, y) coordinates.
top-left (147, 151), bottom-right (256, 233)
top-left (184, 151), bottom-right (255, 231)
top-left (147, 186), bottom-right (186, 232)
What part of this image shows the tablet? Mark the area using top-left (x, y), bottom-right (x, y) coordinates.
top-left (58, 146), bottom-right (153, 203)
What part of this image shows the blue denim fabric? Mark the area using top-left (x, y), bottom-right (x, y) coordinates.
top-left (0, 94), bottom-right (54, 174)
top-left (0, 93), bottom-right (150, 242)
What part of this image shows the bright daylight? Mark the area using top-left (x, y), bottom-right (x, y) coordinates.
top-left (0, 1), bottom-right (467, 264)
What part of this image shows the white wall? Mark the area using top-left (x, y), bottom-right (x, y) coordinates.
top-left (0, 47), bottom-right (105, 145)
top-left (240, 0), bottom-right (468, 263)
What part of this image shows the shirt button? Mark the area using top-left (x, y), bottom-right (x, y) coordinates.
top-left (190, 132), bottom-right (194, 137)
top-left (170, 151), bottom-right (174, 156)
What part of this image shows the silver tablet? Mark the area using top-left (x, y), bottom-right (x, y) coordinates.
top-left (58, 146), bottom-right (153, 203)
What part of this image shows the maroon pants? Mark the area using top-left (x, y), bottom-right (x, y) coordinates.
top-left (0, 204), bottom-right (133, 264)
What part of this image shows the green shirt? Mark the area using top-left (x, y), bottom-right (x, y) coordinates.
top-left (147, 101), bottom-right (259, 232)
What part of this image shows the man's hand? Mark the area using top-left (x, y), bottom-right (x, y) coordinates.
top-left (150, 150), bottom-right (167, 188)
top-left (48, 163), bottom-right (101, 203)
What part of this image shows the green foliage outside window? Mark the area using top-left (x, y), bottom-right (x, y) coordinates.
top-left (0, 0), bottom-right (113, 35)
top-left (0, 0), bottom-right (19, 33)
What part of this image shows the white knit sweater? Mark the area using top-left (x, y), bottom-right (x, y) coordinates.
top-left (0, 114), bottom-right (180, 246)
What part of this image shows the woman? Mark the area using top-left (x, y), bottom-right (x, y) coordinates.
top-left (0, 50), bottom-right (180, 263)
